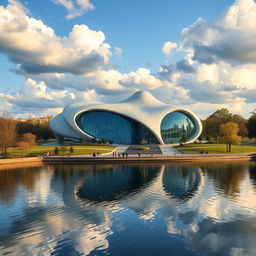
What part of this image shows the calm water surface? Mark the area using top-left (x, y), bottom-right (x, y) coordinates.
top-left (1, 162), bottom-right (256, 256)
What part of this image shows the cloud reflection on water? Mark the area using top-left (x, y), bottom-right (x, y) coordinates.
top-left (0, 162), bottom-right (256, 255)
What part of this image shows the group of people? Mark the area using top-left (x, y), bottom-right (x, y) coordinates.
top-left (112, 152), bottom-right (154, 157)
top-left (113, 152), bottom-right (129, 157)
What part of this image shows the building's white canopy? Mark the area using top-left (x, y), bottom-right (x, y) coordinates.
top-left (50, 91), bottom-right (202, 144)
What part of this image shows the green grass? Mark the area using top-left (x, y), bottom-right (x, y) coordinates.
top-left (174, 144), bottom-right (256, 154)
top-left (1, 145), bottom-right (116, 158)
top-left (241, 141), bottom-right (256, 146)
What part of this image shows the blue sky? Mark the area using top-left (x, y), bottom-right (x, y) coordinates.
top-left (0, 0), bottom-right (255, 118)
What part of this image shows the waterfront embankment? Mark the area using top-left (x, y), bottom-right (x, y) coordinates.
top-left (1, 153), bottom-right (256, 167)
top-left (0, 157), bottom-right (43, 166)
top-left (43, 153), bottom-right (256, 164)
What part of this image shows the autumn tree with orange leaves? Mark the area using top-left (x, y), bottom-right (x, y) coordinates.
top-left (219, 122), bottom-right (241, 152)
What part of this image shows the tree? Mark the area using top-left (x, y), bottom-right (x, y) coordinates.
top-left (232, 114), bottom-right (248, 138)
top-left (16, 133), bottom-right (36, 156)
top-left (219, 122), bottom-right (241, 152)
top-left (0, 113), bottom-right (17, 156)
top-left (204, 108), bottom-right (232, 141)
top-left (101, 138), bottom-right (107, 144)
top-left (22, 133), bottom-right (36, 146)
top-left (54, 147), bottom-right (59, 155)
top-left (16, 141), bottom-right (32, 156)
top-left (17, 121), bottom-right (54, 141)
top-left (247, 111), bottom-right (256, 139)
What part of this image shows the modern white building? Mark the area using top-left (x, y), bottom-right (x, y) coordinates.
top-left (50, 91), bottom-right (202, 145)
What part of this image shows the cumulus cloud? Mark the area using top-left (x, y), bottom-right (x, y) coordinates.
top-left (0, 78), bottom-right (101, 117)
top-left (2, 0), bottom-right (256, 118)
top-left (6, 79), bottom-right (74, 109)
top-left (176, 59), bottom-right (196, 73)
top-left (162, 41), bottom-right (177, 57)
top-left (52, 0), bottom-right (95, 19)
top-left (0, 2), bottom-right (110, 75)
top-left (180, 0), bottom-right (256, 65)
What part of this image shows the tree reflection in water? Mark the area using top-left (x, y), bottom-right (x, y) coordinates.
top-left (249, 165), bottom-right (256, 190)
top-left (0, 167), bottom-right (38, 204)
top-left (202, 162), bottom-right (248, 198)
top-left (1, 162), bottom-right (256, 256)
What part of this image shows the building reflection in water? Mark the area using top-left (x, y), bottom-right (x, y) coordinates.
top-left (162, 165), bottom-right (202, 202)
top-left (1, 162), bottom-right (256, 256)
top-left (76, 164), bottom-right (159, 203)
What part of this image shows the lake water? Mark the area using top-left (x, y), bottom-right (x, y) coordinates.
top-left (1, 161), bottom-right (256, 256)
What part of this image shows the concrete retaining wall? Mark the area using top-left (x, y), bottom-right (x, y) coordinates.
top-left (43, 154), bottom-right (256, 164)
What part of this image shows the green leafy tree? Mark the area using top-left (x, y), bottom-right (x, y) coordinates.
top-left (232, 114), bottom-right (248, 138)
top-left (204, 108), bottom-right (232, 141)
top-left (101, 138), bottom-right (107, 144)
top-left (247, 111), bottom-right (256, 139)
top-left (219, 122), bottom-right (241, 152)
top-left (17, 121), bottom-right (54, 141)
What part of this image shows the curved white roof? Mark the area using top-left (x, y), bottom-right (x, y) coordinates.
top-left (50, 91), bottom-right (202, 144)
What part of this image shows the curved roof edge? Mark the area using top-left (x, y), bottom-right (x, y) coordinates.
top-left (50, 90), bottom-right (202, 144)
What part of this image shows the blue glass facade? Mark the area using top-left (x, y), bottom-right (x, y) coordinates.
top-left (160, 111), bottom-right (197, 144)
top-left (76, 110), bottom-right (160, 144)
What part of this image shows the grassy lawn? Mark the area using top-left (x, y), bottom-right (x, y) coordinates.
top-left (174, 144), bottom-right (256, 154)
top-left (241, 141), bottom-right (256, 146)
top-left (1, 145), bottom-right (116, 158)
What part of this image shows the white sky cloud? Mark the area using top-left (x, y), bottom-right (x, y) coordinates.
top-left (162, 41), bottom-right (177, 57)
top-left (52, 0), bottom-right (94, 19)
top-left (0, 3), bottom-right (110, 75)
top-left (1, 0), bottom-right (256, 118)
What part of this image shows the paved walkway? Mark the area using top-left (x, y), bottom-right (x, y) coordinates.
top-left (123, 145), bottom-right (162, 155)
top-left (159, 145), bottom-right (179, 156)
top-left (113, 145), bottom-right (130, 154)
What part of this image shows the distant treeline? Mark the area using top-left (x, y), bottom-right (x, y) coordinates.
top-left (201, 108), bottom-right (256, 141)
top-left (17, 121), bottom-right (54, 141)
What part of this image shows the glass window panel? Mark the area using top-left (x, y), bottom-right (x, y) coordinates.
top-left (76, 111), bottom-right (160, 144)
top-left (160, 111), bottom-right (197, 144)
